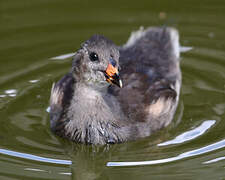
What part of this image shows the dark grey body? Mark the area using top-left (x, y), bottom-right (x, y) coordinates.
top-left (50, 27), bottom-right (181, 145)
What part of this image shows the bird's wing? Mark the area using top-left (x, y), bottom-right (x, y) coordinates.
top-left (119, 27), bottom-right (180, 74)
top-left (116, 27), bottom-right (181, 131)
top-left (50, 73), bottom-right (75, 133)
top-left (143, 78), bottom-right (180, 130)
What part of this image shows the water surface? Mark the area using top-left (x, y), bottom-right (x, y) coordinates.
top-left (0, 0), bottom-right (225, 179)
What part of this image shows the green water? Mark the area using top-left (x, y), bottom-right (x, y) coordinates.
top-left (0, 0), bottom-right (225, 179)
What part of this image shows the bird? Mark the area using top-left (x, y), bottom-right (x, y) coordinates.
top-left (50, 27), bottom-right (181, 145)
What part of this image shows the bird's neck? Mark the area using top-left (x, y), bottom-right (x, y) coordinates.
top-left (68, 82), bottom-right (115, 127)
top-left (73, 82), bottom-right (108, 100)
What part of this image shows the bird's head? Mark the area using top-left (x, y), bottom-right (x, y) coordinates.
top-left (72, 35), bottom-right (122, 89)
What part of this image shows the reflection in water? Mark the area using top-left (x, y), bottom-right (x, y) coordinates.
top-left (3, 89), bottom-right (18, 97)
top-left (8, 94), bottom-right (17, 97)
top-left (64, 144), bottom-right (111, 180)
top-left (59, 172), bottom-right (72, 175)
top-left (107, 139), bottom-right (225, 167)
top-left (5, 89), bottom-right (17, 94)
top-left (71, 154), bottom-right (106, 180)
top-left (179, 46), bottom-right (193, 53)
top-left (24, 168), bottom-right (71, 176)
top-left (29, 79), bottom-right (40, 83)
top-left (46, 106), bottom-right (51, 113)
top-left (158, 120), bottom-right (216, 146)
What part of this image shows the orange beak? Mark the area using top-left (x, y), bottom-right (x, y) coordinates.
top-left (105, 64), bottom-right (122, 88)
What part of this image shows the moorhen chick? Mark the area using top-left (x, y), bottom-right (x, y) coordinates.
top-left (50, 27), bottom-right (181, 145)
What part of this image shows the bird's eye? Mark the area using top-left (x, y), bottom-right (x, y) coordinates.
top-left (89, 52), bottom-right (99, 62)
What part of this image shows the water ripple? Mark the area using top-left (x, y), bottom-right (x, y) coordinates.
top-left (50, 53), bottom-right (75, 60)
top-left (158, 120), bottom-right (216, 146)
top-left (107, 139), bottom-right (225, 167)
top-left (24, 168), bottom-right (47, 172)
top-left (0, 148), bottom-right (72, 165)
top-left (203, 156), bottom-right (225, 164)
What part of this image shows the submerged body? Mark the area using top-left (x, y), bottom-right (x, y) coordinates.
top-left (50, 27), bottom-right (181, 145)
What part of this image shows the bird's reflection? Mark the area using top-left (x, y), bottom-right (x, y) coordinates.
top-left (62, 142), bottom-right (116, 180)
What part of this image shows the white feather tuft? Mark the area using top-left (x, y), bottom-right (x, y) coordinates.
top-left (169, 28), bottom-right (180, 59)
top-left (50, 83), bottom-right (63, 105)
